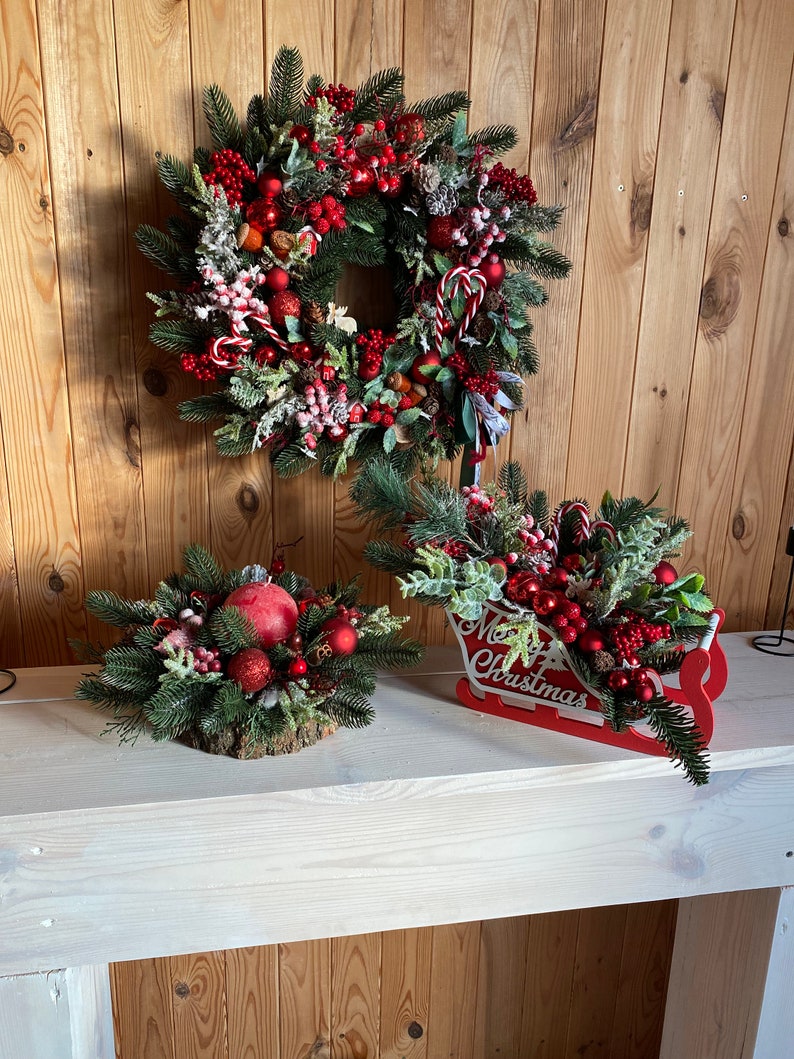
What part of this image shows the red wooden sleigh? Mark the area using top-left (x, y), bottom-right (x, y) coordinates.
top-left (446, 603), bottom-right (727, 757)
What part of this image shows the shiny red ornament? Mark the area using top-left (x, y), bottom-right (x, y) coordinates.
top-left (652, 561), bottom-right (678, 586)
top-left (384, 174), bottom-right (404, 198)
top-left (532, 590), bottom-right (559, 617)
top-left (347, 165), bottom-right (376, 198)
top-left (608, 670), bottom-right (630, 691)
top-left (545, 566), bottom-right (569, 588)
top-left (635, 683), bottom-right (654, 704)
top-left (246, 198), bottom-right (283, 233)
top-left (224, 582), bottom-right (299, 649)
top-left (255, 345), bottom-right (280, 367)
top-left (227, 648), bottom-right (272, 693)
top-left (479, 255), bottom-right (506, 289)
top-left (505, 571), bottom-right (541, 603)
top-left (410, 350), bottom-right (442, 383)
top-left (394, 112), bottom-right (425, 144)
top-left (288, 657), bottom-right (308, 677)
top-left (265, 266), bottom-right (290, 291)
top-left (257, 171), bottom-right (283, 199)
top-left (289, 124), bottom-right (312, 145)
top-left (576, 628), bottom-right (605, 653)
top-left (292, 341), bottom-right (314, 363)
top-left (268, 290), bottom-right (302, 327)
top-left (321, 617), bottom-right (359, 656)
top-left (426, 215), bottom-right (456, 251)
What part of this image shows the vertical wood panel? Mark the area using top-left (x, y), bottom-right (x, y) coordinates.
top-left (379, 926), bottom-right (432, 1059)
top-left (622, 0), bottom-right (735, 509)
top-left (674, 0), bottom-right (794, 603)
top-left (0, 416), bottom-right (23, 667)
top-left (565, 0), bottom-right (673, 501)
top-left (170, 951), bottom-right (228, 1059)
top-left (426, 921), bottom-right (481, 1059)
top-left (519, 909), bottom-right (579, 1058)
top-left (564, 905), bottom-right (627, 1059)
top-left (110, 957), bottom-right (175, 1059)
top-left (471, 915), bottom-right (530, 1058)
top-left (0, 0), bottom-right (85, 665)
top-left (766, 443), bottom-right (794, 631)
top-left (225, 945), bottom-right (279, 1059)
top-left (331, 933), bottom-right (381, 1059)
top-left (279, 939), bottom-right (332, 1059)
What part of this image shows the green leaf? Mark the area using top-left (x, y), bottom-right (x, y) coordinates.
top-left (382, 426), bottom-right (397, 454)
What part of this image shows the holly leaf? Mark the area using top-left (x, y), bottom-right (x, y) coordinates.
top-left (433, 253), bottom-right (454, 274)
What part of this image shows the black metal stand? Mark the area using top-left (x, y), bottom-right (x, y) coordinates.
top-left (753, 527), bottom-right (794, 657)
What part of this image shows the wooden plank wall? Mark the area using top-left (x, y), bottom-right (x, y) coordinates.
top-left (109, 903), bottom-right (678, 1059)
top-left (0, 0), bottom-right (793, 670)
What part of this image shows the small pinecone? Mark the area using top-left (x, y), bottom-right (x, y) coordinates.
top-left (302, 299), bottom-right (326, 326)
top-left (470, 312), bottom-right (494, 342)
top-left (270, 229), bottom-right (295, 258)
top-left (438, 145), bottom-right (458, 164)
top-left (294, 365), bottom-right (318, 389)
top-left (426, 184), bottom-right (459, 216)
top-left (421, 395), bottom-right (440, 416)
top-left (590, 650), bottom-right (617, 673)
top-left (413, 163), bottom-right (441, 194)
top-left (483, 289), bottom-right (503, 313)
top-left (280, 187), bottom-right (300, 210)
top-left (314, 593), bottom-right (334, 609)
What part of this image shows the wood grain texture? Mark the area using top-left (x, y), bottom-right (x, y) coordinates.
top-left (331, 933), bottom-right (381, 1059)
top-left (674, 0), bottom-right (794, 604)
top-left (426, 922), bottom-right (481, 1059)
top-left (752, 887), bottom-right (794, 1058)
top-left (279, 939), bottom-right (331, 1059)
top-left (565, 0), bottom-right (672, 501)
top-left (471, 915), bottom-right (529, 1058)
top-left (110, 957), bottom-right (175, 1059)
top-left (225, 945), bottom-right (279, 1059)
top-left (0, 416), bottom-right (23, 667)
top-left (622, 0), bottom-right (736, 509)
top-left (379, 926), bottom-right (432, 1059)
top-left (564, 904), bottom-right (628, 1059)
top-left (520, 909), bottom-right (579, 1058)
top-left (170, 950), bottom-right (228, 1059)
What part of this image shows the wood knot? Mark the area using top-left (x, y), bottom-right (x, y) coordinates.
top-left (651, 385), bottom-right (667, 400)
top-left (732, 511), bottom-right (746, 540)
top-left (142, 367), bottom-right (168, 396)
top-left (48, 570), bottom-right (65, 594)
top-left (699, 264), bottom-right (741, 337)
top-left (236, 483), bottom-right (259, 514)
top-left (0, 127), bottom-right (13, 155)
top-left (408, 1021), bottom-right (424, 1039)
top-left (556, 95), bottom-right (597, 151)
top-left (709, 85), bottom-right (725, 127)
top-left (778, 217), bottom-right (790, 238)
top-left (173, 981), bottom-right (190, 998)
top-left (124, 416), bottom-right (141, 468)
top-left (679, 69), bottom-right (689, 84)
top-left (630, 180), bottom-right (653, 234)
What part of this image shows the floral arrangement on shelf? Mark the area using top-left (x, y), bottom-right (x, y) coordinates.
top-left (351, 460), bottom-right (718, 784)
top-left (136, 46), bottom-right (570, 480)
top-left (72, 544), bottom-right (423, 757)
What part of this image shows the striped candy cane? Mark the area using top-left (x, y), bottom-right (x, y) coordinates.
top-left (208, 310), bottom-right (291, 368)
top-left (549, 502), bottom-right (591, 560)
top-left (435, 266), bottom-right (487, 356)
top-left (590, 519), bottom-right (616, 543)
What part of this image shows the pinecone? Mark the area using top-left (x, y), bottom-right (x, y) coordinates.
top-left (294, 366), bottom-right (318, 389)
top-left (280, 187), bottom-right (300, 210)
top-left (426, 184), bottom-right (459, 216)
top-left (590, 650), bottom-right (617, 673)
top-left (483, 289), bottom-right (503, 313)
top-left (421, 395), bottom-right (440, 416)
top-left (470, 312), bottom-right (494, 342)
top-left (438, 145), bottom-right (458, 164)
top-left (413, 163), bottom-right (441, 194)
top-left (302, 300), bottom-right (326, 326)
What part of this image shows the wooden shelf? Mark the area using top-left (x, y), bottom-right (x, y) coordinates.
top-left (1, 633), bottom-right (793, 1057)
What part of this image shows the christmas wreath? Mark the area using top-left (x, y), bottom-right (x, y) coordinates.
top-left (136, 46), bottom-right (570, 480)
top-left (352, 461), bottom-right (718, 784)
top-left (73, 544), bottom-right (422, 756)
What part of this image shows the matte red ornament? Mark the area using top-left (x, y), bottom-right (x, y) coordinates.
top-left (346, 165), bottom-right (376, 198)
top-left (479, 256), bottom-right (506, 289)
top-left (652, 561), bottom-right (678, 585)
top-left (426, 215), bottom-right (455, 251)
top-left (257, 171), bottom-right (283, 199)
top-left (224, 582), bottom-right (299, 649)
top-left (321, 617), bottom-right (359, 656)
top-left (265, 266), bottom-right (290, 292)
top-left (577, 628), bottom-right (605, 653)
top-left (410, 350), bottom-right (442, 383)
top-left (268, 290), bottom-right (302, 327)
top-left (227, 648), bottom-right (272, 693)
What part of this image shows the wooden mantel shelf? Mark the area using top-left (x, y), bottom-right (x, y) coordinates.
top-left (1, 633), bottom-right (793, 1057)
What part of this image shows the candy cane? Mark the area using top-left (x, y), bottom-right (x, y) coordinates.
top-left (590, 519), bottom-right (616, 542)
top-left (549, 502), bottom-right (591, 559)
top-left (434, 266), bottom-right (487, 356)
top-left (208, 309), bottom-right (290, 367)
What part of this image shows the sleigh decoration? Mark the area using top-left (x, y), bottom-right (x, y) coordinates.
top-left (447, 602), bottom-right (728, 758)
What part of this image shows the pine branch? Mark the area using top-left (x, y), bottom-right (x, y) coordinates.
top-left (246, 93), bottom-right (268, 135)
top-left (135, 225), bottom-right (195, 281)
top-left (643, 695), bottom-right (710, 786)
top-left (467, 124), bottom-right (518, 155)
top-left (354, 629), bottom-right (424, 669)
top-left (149, 318), bottom-right (207, 355)
top-left (202, 84), bottom-right (243, 151)
top-left (208, 606), bottom-right (260, 654)
top-left (525, 203), bottom-right (566, 232)
top-left (99, 644), bottom-right (162, 693)
top-left (497, 462), bottom-right (528, 505)
top-left (349, 459), bottom-right (419, 531)
top-left (156, 154), bottom-right (194, 210)
top-left (272, 443), bottom-right (315, 479)
top-left (178, 393), bottom-right (237, 423)
top-left (84, 590), bottom-right (158, 628)
top-left (181, 544), bottom-right (226, 593)
top-left (350, 67), bottom-right (405, 122)
top-left (266, 46), bottom-right (304, 125)
top-left (362, 539), bottom-right (418, 574)
top-left (408, 91), bottom-right (471, 121)
top-left (526, 489), bottom-right (550, 531)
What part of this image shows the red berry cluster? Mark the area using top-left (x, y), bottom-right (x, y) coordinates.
top-left (203, 149), bottom-right (256, 207)
top-left (464, 369), bottom-right (500, 397)
top-left (487, 162), bottom-right (538, 206)
top-left (309, 84), bottom-right (356, 112)
top-left (442, 539), bottom-right (470, 558)
top-left (304, 194), bottom-right (347, 234)
top-left (356, 329), bottom-right (393, 381)
top-left (607, 667), bottom-right (655, 703)
top-left (180, 350), bottom-right (228, 381)
top-left (610, 615), bottom-right (672, 665)
top-left (365, 402), bottom-right (395, 428)
top-left (446, 351), bottom-right (471, 378)
top-left (193, 645), bottom-right (222, 674)
top-left (461, 484), bottom-right (495, 513)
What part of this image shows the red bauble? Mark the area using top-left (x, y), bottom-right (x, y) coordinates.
top-left (227, 648), bottom-right (272, 693)
top-left (608, 670), bottom-right (630, 691)
top-left (246, 198), bottom-right (283, 233)
top-left (635, 683), bottom-right (654, 704)
top-left (426, 215), bottom-right (456, 251)
top-left (410, 351), bottom-right (442, 383)
top-left (289, 124), bottom-right (312, 145)
top-left (346, 165), bottom-right (376, 198)
top-left (288, 657), bottom-right (308, 677)
top-left (505, 571), bottom-right (541, 603)
top-left (394, 113), bottom-right (425, 143)
top-left (545, 566), bottom-right (569, 588)
top-left (268, 290), bottom-right (302, 327)
top-left (257, 171), bottom-right (283, 199)
top-left (358, 358), bottom-right (382, 382)
top-left (224, 582), bottom-right (299, 649)
top-left (265, 266), bottom-right (290, 292)
top-left (652, 561), bottom-right (678, 586)
top-left (532, 590), bottom-right (559, 617)
top-left (479, 256), bottom-right (506, 289)
top-left (321, 617), bottom-right (359, 656)
top-left (577, 628), bottom-right (605, 653)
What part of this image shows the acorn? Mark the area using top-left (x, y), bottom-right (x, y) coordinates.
top-left (270, 230), bottom-right (295, 260)
top-left (385, 371), bottom-right (412, 393)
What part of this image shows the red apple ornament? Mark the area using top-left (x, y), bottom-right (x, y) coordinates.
top-left (224, 582), bottom-right (299, 649)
